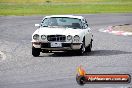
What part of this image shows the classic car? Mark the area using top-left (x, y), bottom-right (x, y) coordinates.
top-left (31, 15), bottom-right (93, 56)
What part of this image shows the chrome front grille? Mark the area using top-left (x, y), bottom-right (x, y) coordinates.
top-left (47, 35), bottom-right (66, 42)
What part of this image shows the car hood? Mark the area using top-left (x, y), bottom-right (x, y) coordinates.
top-left (34, 27), bottom-right (83, 36)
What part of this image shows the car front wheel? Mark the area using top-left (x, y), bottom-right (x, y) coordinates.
top-left (32, 46), bottom-right (40, 57)
top-left (76, 40), bottom-right (85, 55)
top-left (86, 40), bottom-right (92, 52)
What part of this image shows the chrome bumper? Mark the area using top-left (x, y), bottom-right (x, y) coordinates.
top-left (32, 42), bottom-right (82, 50)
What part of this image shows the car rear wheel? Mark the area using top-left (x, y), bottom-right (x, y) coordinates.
top-left (32, 46), bottom-right (40, 57)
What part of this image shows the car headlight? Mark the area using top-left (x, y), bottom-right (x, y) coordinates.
top-left (41, 35), bottom-right (47, 40)
top-left (73, 35), bottom-right (80, 42)
top-left (67, 35), bottom-right (72, 41)
top-left (33, 34), bottom-right (39, 40)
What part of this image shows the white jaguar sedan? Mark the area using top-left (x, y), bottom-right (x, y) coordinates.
top-left (31, 15), bottom-right (93, 57)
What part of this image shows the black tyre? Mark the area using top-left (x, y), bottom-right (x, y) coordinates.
top-left (32, 47), bottom-right (40, 57)
top-left (86, 40), bottom-right (92, 52)
top-left (76, 39), bottom-right (85, 55)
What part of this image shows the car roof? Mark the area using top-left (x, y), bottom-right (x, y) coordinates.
top-left (44, 15), bottom-right (84, 19)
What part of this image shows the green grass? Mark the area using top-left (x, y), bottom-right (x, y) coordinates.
top-left (0, 0), bottom-right (132, 3)
top-left (0, 0), bottom-right (132, 15)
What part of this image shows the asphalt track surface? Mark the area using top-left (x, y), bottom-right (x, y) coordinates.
top-left (0, 13), bottom-right (132, 88)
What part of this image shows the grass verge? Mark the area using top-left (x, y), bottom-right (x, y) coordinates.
top-left (0, 2), bottom-right (132, 15)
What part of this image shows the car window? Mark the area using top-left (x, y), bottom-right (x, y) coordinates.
top-left (41, 17), bottom-right (83, 29)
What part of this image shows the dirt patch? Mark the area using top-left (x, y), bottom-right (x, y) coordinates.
top-left (112, 24), bottom-right (132, 32)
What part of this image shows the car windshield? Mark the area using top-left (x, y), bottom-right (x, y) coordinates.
top-left (41, 17), bottom-right (82, 29)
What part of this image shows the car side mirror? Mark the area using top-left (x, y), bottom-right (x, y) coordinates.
top-left (35, 24), bottom-right (40, 27)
